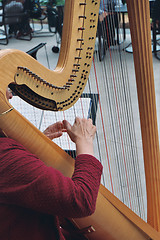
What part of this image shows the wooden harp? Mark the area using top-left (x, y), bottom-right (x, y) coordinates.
top-left (0, 0), bottom-right (160, 239)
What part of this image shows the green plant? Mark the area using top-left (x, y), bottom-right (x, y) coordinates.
top-left (39, 0), bottom-right (48, 6)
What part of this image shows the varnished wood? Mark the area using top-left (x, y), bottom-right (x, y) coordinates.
top-left (1, 0), bottom-right (99, 111)
top-left (0, 0), bottom-right (160, 239)
top-left (127, 0), bottom-right (160, 231)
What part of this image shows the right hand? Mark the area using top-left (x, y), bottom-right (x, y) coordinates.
top-left (63, 117), bottom-right (96, 156)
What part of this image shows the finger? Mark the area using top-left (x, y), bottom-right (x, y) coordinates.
top-left (87, 118), bottom-right (93, 124)
top-left (62, 120), bottom-right (72, 132)
top-left (47, 131), bottom-right (63, 140)
top-left (75, 117), bottom-right (81, 124)
top-left (52, 131), bottom-right (63, 138)
top-left (57, 122), bottom-right (65, 131)
top-left (46, 122), bottom-right (62, 132)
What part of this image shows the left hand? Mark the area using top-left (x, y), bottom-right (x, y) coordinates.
top-left (43, 121), bottom-right (66, 140)
top-left (99, 11), bottom-right (109, 22)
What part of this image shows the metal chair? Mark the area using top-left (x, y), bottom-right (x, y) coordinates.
top-left (47, 4), bottom-right (64, 53)
top-left (151, 0), bottom-right (160, 60)
top-left (96, 2), bottom-right (119, 61)
top-left (0, 1), bottom-right (9, 45)
top-left (0, 0), bottom-right (32, 44)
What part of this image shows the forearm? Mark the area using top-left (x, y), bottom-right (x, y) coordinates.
top-left (76, 141), bottom-right (94, 156)
top-left (71, 154), bottom-right (103, 217)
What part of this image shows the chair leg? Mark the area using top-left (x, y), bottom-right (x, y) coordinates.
top-left (16, 31), bottom-right (32, 41)
top-left (153, 20), bottom-right (157, 55)
top-left (26, 43), bottom-right (46, 59)
top-left (31, 18), bottom-right (43, 33)
top-left (0, 24), bottom-right (9, 45)
top-left (152, 20), bottom-right (160, 60)
top-left (97, 30), bottom-right (106, 61)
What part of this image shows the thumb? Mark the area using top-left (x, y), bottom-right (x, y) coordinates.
top-left (62, 120), bottom-right (72, 132)
top-left (62, 120), bottom-right (75, 142)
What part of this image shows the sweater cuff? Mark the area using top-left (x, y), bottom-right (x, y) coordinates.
top-left (75, 154), bottom-right (103, 173)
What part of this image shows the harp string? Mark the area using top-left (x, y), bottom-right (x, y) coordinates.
top-left (92, 56), bottom-right (133, 210)
top-left (92, 57), bottom-right (114, 193)
top-left (97, 0), bottom-right (133, 208)
top-left (62, 111), bottom-right (72, 157)
top-left (88, 1), bottom-right (146, 218)
top-left (95, 7), bottom-right (117, 193)
top-left (92, 56), bottom-right (122, 196)
top-left (90, 53), bottom-right (145, 218)
top-left (87, 75), bottom-right (107, 186)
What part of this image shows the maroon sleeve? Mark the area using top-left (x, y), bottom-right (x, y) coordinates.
top-left (0, 138), bottom-right (102, 218)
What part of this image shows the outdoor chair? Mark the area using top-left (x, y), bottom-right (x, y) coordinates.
top-left (0, 0), bottom-right (32, 44)
top-left (151, 0), bottom-right (160, 60)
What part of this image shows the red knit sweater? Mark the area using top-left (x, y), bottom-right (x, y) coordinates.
top-left (0, 137), bottom-right (102, 240)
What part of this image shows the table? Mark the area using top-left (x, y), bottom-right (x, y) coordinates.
top-left (97, 3), bottom-right (128, 61)
top-left (114, 4), bottom-right (128, 44)
top-left (125, 0), bottom-right (157, 53)
top-left (115, 0), bottom-right (155, 44)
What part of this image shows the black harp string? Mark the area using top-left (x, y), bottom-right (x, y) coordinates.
top-left (94, 0), bottom-right (131, 201)
top-left (114, 4), bottom-right (145, 219)
top-left (89, 0), bottom-right (146, 219)
top-left (114, 0), bottom-right (142, 214)
top-left (91, 1), bottom-right (123, 196)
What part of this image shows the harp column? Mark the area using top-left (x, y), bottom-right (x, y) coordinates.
top-left (126, 0), bottom-right (160, 231)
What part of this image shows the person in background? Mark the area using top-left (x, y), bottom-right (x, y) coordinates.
top-left (0, 88), bottom-right (103, 240)
top-left (16, 0), bottom-right (42, 37)
top-left (4, 0), bottom-right (32, 38)
top-left (47, 0), bottom-right (65, 53)
top-left (151, 0), bottom-right (160, 33)
top-left (6, 0), bottom-right (43, 38)
top-left (98, 0), bottom-right (119, 47)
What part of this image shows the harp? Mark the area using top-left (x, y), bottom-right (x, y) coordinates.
top-left (0, 0), bottom-right (160, 239)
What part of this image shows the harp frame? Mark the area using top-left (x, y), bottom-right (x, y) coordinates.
top-left (0, 0), bottom-right (160, 239)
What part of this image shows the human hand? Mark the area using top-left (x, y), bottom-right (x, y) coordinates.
top-left (43, 121), bottom-right (66, 140)
top-left (63, 117), bottom-right (96, 156)
top-left (99, 11), bottom-right (109, 22)
top-left (6, 88), bottom-right (13, 100)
